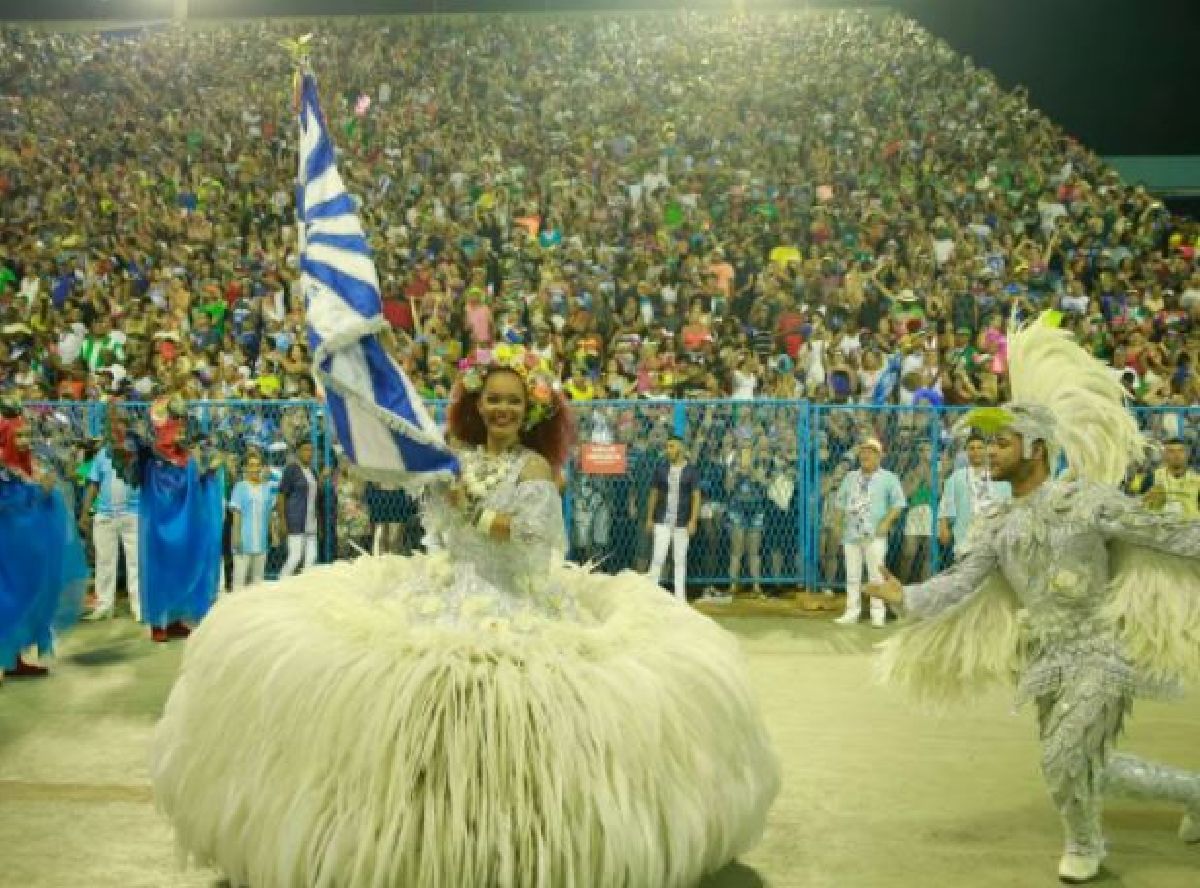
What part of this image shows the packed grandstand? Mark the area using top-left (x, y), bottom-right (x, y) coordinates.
top-left (0, 11), bottom-right (1196, 415)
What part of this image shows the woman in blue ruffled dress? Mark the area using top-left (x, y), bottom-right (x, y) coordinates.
top-left (0, 410), bottom-right (88, 684)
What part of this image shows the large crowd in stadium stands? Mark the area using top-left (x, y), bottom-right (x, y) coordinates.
top-left (0, 11), bottom-right (1197, 428)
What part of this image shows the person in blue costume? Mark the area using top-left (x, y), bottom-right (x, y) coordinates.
top-left (0, 408), bottom-right (88, 684)
top-left (119, 394), bottom-right (224, 644)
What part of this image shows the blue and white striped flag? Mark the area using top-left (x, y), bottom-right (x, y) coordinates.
top-left (296, 70), bottom-right (458, 483)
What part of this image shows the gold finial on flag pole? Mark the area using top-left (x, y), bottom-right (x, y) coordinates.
top-left (282, 34), bottom-right (314, 113)
top-left (280, 32), bottom-right (314, 65)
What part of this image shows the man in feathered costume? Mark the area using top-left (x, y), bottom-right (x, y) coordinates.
top-left (866, 313), bottom-right (1200, 884)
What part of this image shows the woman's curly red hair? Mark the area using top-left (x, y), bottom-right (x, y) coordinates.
top-left (446, 368), bottom-right (574, 471)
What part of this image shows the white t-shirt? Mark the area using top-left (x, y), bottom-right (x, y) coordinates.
top-left (1038, 200), bottom-right (1067, 235)
top-left (590, 413), bottom-right (614, 445)
top-left (968, 467), bottom-right (996, 515)
top-left (900, 352), bottom-right (924, 377)
top-left (731, 369), bottom-right (757, 400)
top-left (302, 466), bottom-right (318, 533)
top-left (662, 465), bottom-right (684, 527)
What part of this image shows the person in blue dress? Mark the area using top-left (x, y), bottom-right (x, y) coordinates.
top-left (0, 410), bottom-right (88, 683)
top-left (123, 394), bottom-right (224, 644)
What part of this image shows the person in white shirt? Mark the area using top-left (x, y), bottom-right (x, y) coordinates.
top-left (229, 452), bottom-right (278, 590)
top-left (644, 436), bottom-right (701, 601)
top-left (80, 446), bottom-right (141, 621)
top-left (832, 438), bottom-right (906, 627)
top-left (730, 353), bottom-right (759, 400)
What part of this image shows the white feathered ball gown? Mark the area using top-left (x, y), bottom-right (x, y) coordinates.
top-left (150, 447), bottom-right (779, 888)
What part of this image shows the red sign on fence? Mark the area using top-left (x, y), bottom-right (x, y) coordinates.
top-left (580, 443), bottom-right (628, 475)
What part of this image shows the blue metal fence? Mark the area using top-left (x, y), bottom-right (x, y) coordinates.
top-left (21, 399), bottom-right (1199, 594)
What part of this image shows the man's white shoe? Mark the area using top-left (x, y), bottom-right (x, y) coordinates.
top-left (870, 615), bottom-right (888, 628)
top-left (833, 612), bottom-right (860, 626)
top-left (1180, 810), bottom-right (1200, 843)
top-left (1057, 852), bottom-right (1102, 883)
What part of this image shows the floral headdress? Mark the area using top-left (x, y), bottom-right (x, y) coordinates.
top-left (458, 344), bottom-right (561, 430)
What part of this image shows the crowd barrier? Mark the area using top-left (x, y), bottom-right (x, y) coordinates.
top-left (20, 400), bottom-right (1199, 592)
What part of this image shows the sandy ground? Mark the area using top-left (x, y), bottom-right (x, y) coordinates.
top-left (1, 613), bottom-right (1197, 888)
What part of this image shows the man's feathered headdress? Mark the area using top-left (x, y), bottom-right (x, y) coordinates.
top-left (959, 312), bottom-right (1147, 485)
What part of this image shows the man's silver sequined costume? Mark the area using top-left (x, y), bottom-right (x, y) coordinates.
top-left (877, 314), bottom-right (1200, 879)
top-left (901, 478), bottom-right (1200, 858)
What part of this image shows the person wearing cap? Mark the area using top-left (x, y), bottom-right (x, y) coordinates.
top-left (832, 437), bottom-right (905, 626)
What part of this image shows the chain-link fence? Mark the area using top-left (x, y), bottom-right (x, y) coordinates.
top-left (18, 400), bottom-right (1200, 596)
top-left (22, 400), bottom-right (332, 587)
top-left (807, 405), bottom-right (964, 591)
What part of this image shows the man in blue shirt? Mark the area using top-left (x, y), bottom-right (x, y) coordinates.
top-left (81, 446), bottom-right (141, 621)
top-left (939, 434), bottom-right (1012, 555)
top-left (229, 451), bottom-right (277, 590)
top-left (833, 438), bottom-right (906, 627)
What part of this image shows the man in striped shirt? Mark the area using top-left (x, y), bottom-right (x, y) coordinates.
top-left (229, 451), bottom-right (278, 590)
top-left (79, 316), bottom-right (126, 372)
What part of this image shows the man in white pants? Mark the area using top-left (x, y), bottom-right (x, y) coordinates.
top-left (833, 438), bottom-right (905, 627)
top-left (81, 445), bottom-right (140, 621)
top-left (229, 451), bottom-right (277, 590)
top-left (644, 436), bottom-right (701, 601)
top-left (277, 441), bottom-right (321, 577)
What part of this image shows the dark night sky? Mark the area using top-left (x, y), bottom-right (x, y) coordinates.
top-left (4, 0), bottom-right (1198, 155)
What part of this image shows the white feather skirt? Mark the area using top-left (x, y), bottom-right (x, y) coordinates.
top-left (150, 553), bottom-right (779, 888)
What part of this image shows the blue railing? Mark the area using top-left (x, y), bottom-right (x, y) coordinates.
top-left (21, 399), bottom-right (1199, 591)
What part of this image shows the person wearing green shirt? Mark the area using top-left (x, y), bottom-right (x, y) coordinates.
top-left (79, 316), bottom-right (126, 372)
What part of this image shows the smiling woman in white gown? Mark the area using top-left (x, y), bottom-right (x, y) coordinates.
top-left (150, 346), bottom-right (778, 888)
